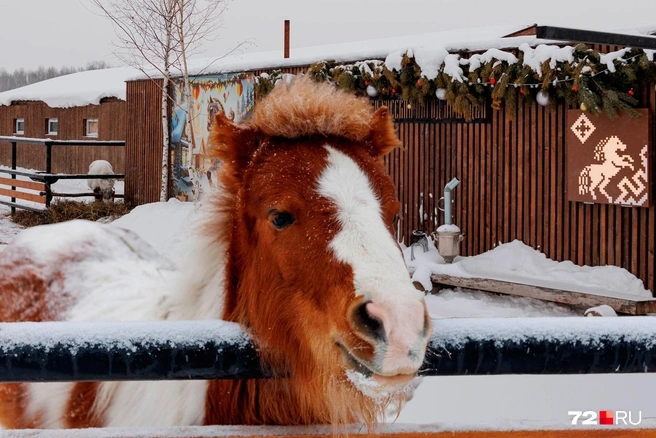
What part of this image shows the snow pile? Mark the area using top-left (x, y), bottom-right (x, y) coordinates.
top-left (425, 289), bottom-right (576, 319)
top-left (405, 239), bottom-right (651, 299)
top-left (585, 304), bottom-right (618, 317)
top-left (519, 43), bottom-right (575, 75)
top-left (111, 198), bottom-right (195, 261)
top-left (0, 67), bottom-right (139, 108)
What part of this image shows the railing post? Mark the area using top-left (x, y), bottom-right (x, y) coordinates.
top-left (45, 142), bottom-right (53, 208)
top-left (45, 183), bottom-right (52, 208)
top-left (45, 142), bottom-right (52, 174)
top-left (10, 141), bottom-right (16, 214)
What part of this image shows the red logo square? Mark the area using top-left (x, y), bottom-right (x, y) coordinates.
top-left (599, 410), bottom-right (614, 425)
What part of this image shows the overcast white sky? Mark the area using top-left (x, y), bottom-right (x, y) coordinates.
top-left (2, 0), bottom-right (656, 72)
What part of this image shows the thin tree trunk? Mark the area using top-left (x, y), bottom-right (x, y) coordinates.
top-left (183, 75), bottom-right (197, 168)
top-left (178, 4), bottom-right (197, 168)
top-left (160, 71), bottom-right (170, 202)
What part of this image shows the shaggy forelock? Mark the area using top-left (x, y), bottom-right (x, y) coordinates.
top-left (248, 76), bottom-right (375, 141)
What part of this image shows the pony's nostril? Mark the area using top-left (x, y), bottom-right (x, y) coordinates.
top-left (352, 301), bottom-right (387, 343)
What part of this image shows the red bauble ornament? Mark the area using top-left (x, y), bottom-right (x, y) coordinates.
top-left (629, 88), bottom-right (635, 96)
top-left (364, 81), bottom-right (369, 86)
top-left (391, 88), bottom-right (397, 94)
top-left (489, 78), bottom-right (496, 85)
top-left (572, 86), bottom-right (578, 92)
top-left (416, 79), bottom-right (422, 87)
top-left (519, 88), bottom-right (525, 95)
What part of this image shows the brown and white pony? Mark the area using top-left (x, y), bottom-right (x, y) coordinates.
top-left (0, 77), bottom-right (431, 430)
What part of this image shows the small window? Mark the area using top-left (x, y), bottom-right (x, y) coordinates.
top-left (85, 118), bottom-right (98, 137)
top-left (14, 118), bottom-right (24, 135)
top-left (46, 118), bottom-right (58, 135)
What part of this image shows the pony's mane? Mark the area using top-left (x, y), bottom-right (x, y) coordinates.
top-left (247, 76), bottom-right (375, 141)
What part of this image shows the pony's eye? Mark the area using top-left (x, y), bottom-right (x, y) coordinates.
top-left (270, 211), bottom-right (295, 230)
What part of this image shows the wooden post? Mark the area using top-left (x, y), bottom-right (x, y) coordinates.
top-left (45, 142), bottom-right (52, 174)
top-left (10, 141), bottom-right (16, 214)
top-left (284, 20), bottom-right (290, 59)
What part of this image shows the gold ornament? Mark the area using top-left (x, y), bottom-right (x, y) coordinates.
top-left (580, 102), bottom-right (587, 112)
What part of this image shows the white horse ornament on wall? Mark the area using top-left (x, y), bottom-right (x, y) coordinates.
top-left (578, 135), bottom-right (634, 203)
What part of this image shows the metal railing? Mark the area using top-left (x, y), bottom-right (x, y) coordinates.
top-left (0, 136), bottom-right (125, 213)
top-left (1, 317), bottom-right (655, 382)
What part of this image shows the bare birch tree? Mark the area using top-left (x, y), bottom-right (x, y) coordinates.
top-left (90, 0), bottom-right (230, 201)
top-left (173, 0), bottom-right (228, 167)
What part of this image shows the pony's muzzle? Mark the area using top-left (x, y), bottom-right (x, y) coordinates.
top-left (348, 296), bottom-right (431, 376)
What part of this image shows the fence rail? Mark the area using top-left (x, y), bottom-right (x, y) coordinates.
top-left (1, 317), bottom-right (656, 383)
top-left (0, 136), bottom-right (125, 212)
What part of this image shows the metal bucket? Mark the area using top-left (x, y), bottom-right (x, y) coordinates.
top-left (432, 230), bottom-right (464, 264)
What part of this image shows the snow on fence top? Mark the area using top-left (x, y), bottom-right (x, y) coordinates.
top-left (3, 317), bottom-right (656, 383)
top-left (0, 66), bottom-right (139, 108)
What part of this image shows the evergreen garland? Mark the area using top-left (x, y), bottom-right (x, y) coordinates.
top-left (253, 44), bottom-right (656, 122)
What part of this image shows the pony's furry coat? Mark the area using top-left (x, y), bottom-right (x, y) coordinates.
top-left (0, 77), bottom-right (429, 430)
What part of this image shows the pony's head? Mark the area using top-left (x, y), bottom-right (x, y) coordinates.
top-left (207, 77), bottom-right (431, 426)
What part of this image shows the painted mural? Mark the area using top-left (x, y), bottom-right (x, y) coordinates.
top-left (170, 73), bottom-right (255, 201)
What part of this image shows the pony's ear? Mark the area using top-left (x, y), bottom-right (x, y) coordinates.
top-left (369, 107), bottom-right (401, 158)
top-left (210, 112), bottom-right (260, 173)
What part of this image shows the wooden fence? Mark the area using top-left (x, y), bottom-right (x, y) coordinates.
top-left (0, 136), bottom-right (125, 212)
top-left (125, 79), bottom-right (165, 205)
top-left (383, 86), bottom-right (656, 295)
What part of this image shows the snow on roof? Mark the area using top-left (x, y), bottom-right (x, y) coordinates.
top-left (180, 24), bottom-right (539, 77)
top-left (0, 66), bottom-right (140, 108)
top-left (3, 24), bottom-right (654, 109)
top-left (175, 23), bottom-right (656, 77)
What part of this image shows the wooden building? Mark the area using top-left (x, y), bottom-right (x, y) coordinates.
top-left (0, 67), bottom-right (134, 174)
top-left (123, 24), bottom-right (656, 294)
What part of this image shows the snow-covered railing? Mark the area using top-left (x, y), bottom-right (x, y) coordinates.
top-left (1, 317), bottom-right (656, 382)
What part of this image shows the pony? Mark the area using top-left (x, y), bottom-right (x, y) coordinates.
top-left (578, 135), bottom-right (634, 203)
top-left (87, 159), bottom-right (116, 203)
top-left (0, 77), bottom-right (431, 430)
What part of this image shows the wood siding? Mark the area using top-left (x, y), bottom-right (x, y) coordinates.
top-left (125, 67), bottom-right (655, 294)
top-left (0, 100), bottom-right (126, 173)
top-left (124, 79), bottom-right (165, 205)
top-left (384, 84), bottom-right (656, 295)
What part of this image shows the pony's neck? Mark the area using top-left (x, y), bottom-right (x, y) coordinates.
top-left (167, 194), bottom-right (229, 321)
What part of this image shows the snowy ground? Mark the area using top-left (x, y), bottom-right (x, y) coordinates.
top-left (1, 196), bottom-right (655, 430)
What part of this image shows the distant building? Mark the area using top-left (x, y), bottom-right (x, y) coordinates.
top-left (0, 67), bottom-right (136, 174)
